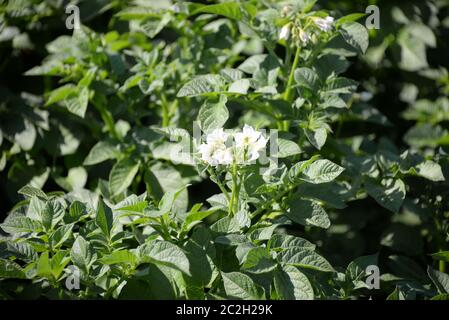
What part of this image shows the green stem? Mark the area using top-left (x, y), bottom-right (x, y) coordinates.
top-left (283, 46), bottom-right (301, 103)
top-left (250, 185), bottom-right (294, 219)
top-left (228, 163), bottom-right (238, 216)
top-left (160, 94), bottom-right (170, 127)
top-left (91, 99), bottom-right (120, 140)
top-left (207, 168), bottom-right (230, 201)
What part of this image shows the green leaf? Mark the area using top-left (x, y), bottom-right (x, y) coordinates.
top-left (177, 74), bottom-right (225, 97)
top-left (345, 254), bottom-right (378, 284)
top-left (279, 247), bottom-right (334, 272)
top-left (221, 272), bottom-right (265, 300)
top-left (18, 185), bottom-right (47, 199)
top-left (270, 234), bottom-right (316, 251)
top-left (0, 259), bottom-right (26, 279)
top-left (340, 22), bottom-right (369, 54)
top-left (286, 199), bottom-right (330, 229)
top-left (64, 86), bottom-right (89, 118)
top-left (242, 247), bottom-right (277, 274)
top-left (71, 236), bottom-right (95, 272)
top-left (300, 159), bottom-right (345, 184)
top-left (50, 250), bottom-right (70, 280)
top-left (83, 141), bottom-right (117, 165)
top-left (198, 96), bottom-right (229, 134)
top-left (192, 2), bottom-right (246, 20)
top-left (139, 240), bottom-right (190, 276)
top-left (46, 84), bottom-right (77, 106)
top-left (67, 201), bottom-right (87, 223)
top-left (49, 224), bottom-right (73, 249)
top-left (274, 265), bottom-right (314, 300)
top-left (304, 127), bottom-right (327, 150)
top-left (415, 161), bottom-right (445, 182)
top-left (109, 158), bottom-right (140, 197)
top-left (428, 267), bottom-right (449, 294)
top-left (0, 216), bottom-right (41, 234)
top-left (228, 79), bottom-right (251, 94)
top-left (96, 199), bottom-right (114, 239)
top-left (294, 68), bottom-right (320, 91)
top-left (275, 139), bottom-right (301, 158)
top-left (365, 178), bottom-right (406, 213)
top-left (100, 250), bottom-right (137, 266)
top-left (36, 252), bottom-right (52, 279)
top-left (41, 201), bottom-right (65, 231)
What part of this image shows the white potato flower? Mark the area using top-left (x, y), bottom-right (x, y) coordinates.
top-left (234, 125), bottom-right (268, 162)
top-left (279, 24), bottom-right (291, 41)
top-left (314, 16), bottom-right (334, 32)
top-left (198, 128), bottom-right (231, 166)
top-left (298, 29), bottom-right (310, 44)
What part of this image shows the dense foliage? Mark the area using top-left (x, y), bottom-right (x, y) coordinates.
top-left (0, 0), bottom-right (449, 300)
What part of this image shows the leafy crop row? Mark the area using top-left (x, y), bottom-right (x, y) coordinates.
top-left (0, 0), bottom-right (448, 300)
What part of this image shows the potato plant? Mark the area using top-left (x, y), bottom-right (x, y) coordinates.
top-left (0, 0), bottom-right (448, 300)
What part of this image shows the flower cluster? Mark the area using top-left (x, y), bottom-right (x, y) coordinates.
top-left (198, 125), bottom-right (268, 167)
top-left (278, 11), bottom-right (334, 46)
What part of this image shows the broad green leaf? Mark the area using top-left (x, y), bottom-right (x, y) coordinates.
top-left (36, 252), bottom-right (52, 279)
top-left (49, 224), bottom-right (73, 249)
top-left (300, 159), bottom-right (345, 184)
top-left (270, 234), bottom-right (316, 251)
top-left (0, 216), bottom-right (41, 234)
top-left (139, 240), bottom-right (190, 276)
top-left (64, 86), bottom-right (89, 118)
top-left (71, 236), bottom-right (95, 272)
top-left (41, 201), bottom-right (65, 231)
top-left (294, 68), bottom-right (320, 91)
top-left (177, 74), bottom-right (225, 97)
top-left (109, 158), bottom-right (140, 197)
top-left (304, 127), bottom-right (327, 150)
top-left (340, 22), bottom-right (369, 54)
top-left (198, 96), bottom-right (229, 133)
top-left (0, 259), bottom-right (26, 279)
top-left (83, 141), bottom-right (117, 165)
top-left (100, 250), bottom-right (137, 266)
top-left (96, 199), bottom-right (114, 239)
top-left (428, 267), bottom-right (449, 294)
top-left (18, 185), bottom-right (47, 199)
top-left (242, 247), bottom-right (276, 274)
top-left (274, 265), bottom-right (314, 300)
top-left (222, 272), bottom-right (265, 300)
top-left (346, 254), bottom-right (378, 284)
top-left (46, 84), bottom-right (77, 106)
top-left (279, 247), bottom-right (334, 272)
top-left (228, 79), bottom-right (251, 94)
top-left (365, 178), bottom-right (406, 213)
top-left (286, 199), bottom-right (330, 229)
top-left (67, 201), bottom-right (87, 223)
top-left (415, 161), bottom-right (445, 182)
top-left (275, 139), bottom-right (301, 158)
top-left (192, 2), bottom-right (250, 21)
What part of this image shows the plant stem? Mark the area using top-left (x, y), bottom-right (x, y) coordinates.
top-left (283, 46), bottom-right (301, 103)
top-left (160, 94), bottom-right (170, 127)
top-left (207, 168), bottom-right (230, 201)
top-left (228, 163), bottom-right (238, 216)
top-left (91, 98), bottom-right (120, 140)
top-left (250, 185), bottom-right (294, 219)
